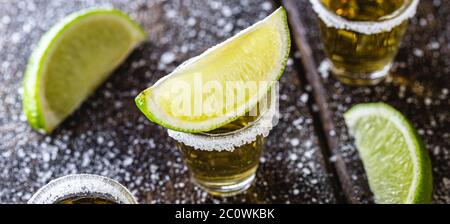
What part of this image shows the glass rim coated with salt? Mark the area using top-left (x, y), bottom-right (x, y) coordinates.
top-left (28, 174), bottom-right (137, 204)
top-left (310, 0), bottom-right (419, 86)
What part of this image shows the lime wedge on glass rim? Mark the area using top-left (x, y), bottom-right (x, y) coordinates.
top-left (135, 7), bottom-right (290, 133)
top-left (23, 8), bottom-right (146, 133)
top-left (344, 103), bottom-right (433, 204)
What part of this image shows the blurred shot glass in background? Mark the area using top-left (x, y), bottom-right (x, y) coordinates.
top-left (310, 0), bottom-right (419, 86)
top-left (28, 174), bottom-right (137, 204)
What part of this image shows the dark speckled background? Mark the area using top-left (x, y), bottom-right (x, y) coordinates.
top-left (0, 0), bottom-right (448, 203)
top-left (0, 0), bottom-right (337, 203)
top-left (293, 0), bottom-right (450, 203)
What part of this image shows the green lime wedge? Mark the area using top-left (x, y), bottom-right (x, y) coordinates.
top-left (344, 103), bottom-right (433, 204)
top-left (135, 7), bottom-right (290, 133)
top-left (23, 8), bottom-right (146, 133)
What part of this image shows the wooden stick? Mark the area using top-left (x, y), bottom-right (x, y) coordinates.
top-left (283, 0), bottom-right (365, 204)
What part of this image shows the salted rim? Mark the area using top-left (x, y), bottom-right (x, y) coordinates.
top-left (309, 0), bottom-right (419, 35)
top-left (167, 95), bottom-right (279, 152)
top-left (27, 174), bottom-right (138, 204)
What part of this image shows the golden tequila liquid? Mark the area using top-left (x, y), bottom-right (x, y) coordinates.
top-left (315, 0), bottom-right (415, 85)
top-left (177, 116), bottom-right (264, 197)
top-left (56, 194), bottom-right (117, 204)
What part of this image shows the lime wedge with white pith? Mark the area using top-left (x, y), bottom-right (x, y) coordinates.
top-left (135, 7), bottom-right (290, 133)
top-left (23, 8), bottom-right (146, 133)
top-left (344, 103), bottom-right (433, 204)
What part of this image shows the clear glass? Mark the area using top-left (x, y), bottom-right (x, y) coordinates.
top-left (310, 0), bottom-right (419, 86)
top-left (177, 117), bottom-right (265, 197)
top-left (168, 92), bottom-right (277, 197)
top-left (28, 174), bottom-right (138, 204)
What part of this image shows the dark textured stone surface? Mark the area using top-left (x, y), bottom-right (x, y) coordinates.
top-left (294, 0), bottom-right (450, 203)
top-left (0, 0), bottom-right (337, 203)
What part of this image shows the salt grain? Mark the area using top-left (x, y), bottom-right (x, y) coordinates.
top-left (424, 97), bottom-right (432, 106)
top-left (221, 6), bottom-right (232, 17)
top-left (223, 23), bottom-right (233, 32)
top-left (302, 168), bottom-right (311, 175)
top-left (413, 48), bottom-right (424, 57)
top-left (289, 153), bottom-right (298, 161)
top-left (123, 157), bottom-right (133, 166)
top-left (290, 138), bottom-right (300, 146)
top-left (261, 2), bottom-right (272, 11)
top-left (300, 93), bottom-right (309, 103)
top-left (161, 52), bottom-right (175, 64)
top-left (187, 17), bottom-right (196, 26)
top-left (2, 15), bottom-right (11, 24)
top-left (429, 41), bottom-right (440, 50)
top-left (96, 136), bottom-right (104, 144)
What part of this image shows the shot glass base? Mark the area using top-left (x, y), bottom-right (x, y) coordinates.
top-left (331, 62), bottom-right (392, 86)
top-left (191, 173), bottom-right (256, 197)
